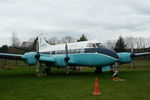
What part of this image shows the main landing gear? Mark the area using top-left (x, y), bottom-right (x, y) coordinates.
top-left (36, 63), bottom-right (51, 77)
top-left (43, 64), bottom-right (51, 76)
top-left (111, 62), bottom-right (120, 81)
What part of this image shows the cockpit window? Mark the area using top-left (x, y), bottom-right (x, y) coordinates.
top-left (87, 43), bottom-right (94, 48)
top-left (95, 43), bottom-right (103, 48)
top-left (87, 42), bottom-right (103, 48)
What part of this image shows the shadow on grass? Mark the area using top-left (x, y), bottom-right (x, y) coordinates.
top-left (0, 69), bottom-right (112, 79)
top-left (0, 73), bottom-right (35, 79)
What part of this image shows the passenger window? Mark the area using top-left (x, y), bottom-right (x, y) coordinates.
top-left (80, 49), bottom-right (84, 53)
top-left (70, 49), bottom-right (74, 53)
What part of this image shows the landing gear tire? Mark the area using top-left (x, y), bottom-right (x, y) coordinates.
top-left (43, 64), bottom-right (51, 76)
top-left (44, 68), bottom-right (50, 76)
top-left (94, 67), bottom-right (102, 73)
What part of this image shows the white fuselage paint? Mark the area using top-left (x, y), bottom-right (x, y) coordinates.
top-left (38, 35), bottom-right (100, 53)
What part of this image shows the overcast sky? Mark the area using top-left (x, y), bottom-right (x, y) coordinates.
top-left (0, 0), bottom-right (150, 46)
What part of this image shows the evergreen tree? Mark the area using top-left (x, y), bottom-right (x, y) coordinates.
top-left (77, 34), bottom-right (88, 42)
top-left (0, 45), bottom-right (8, 53)
top-left (114, 36), bottom-right (126, 52)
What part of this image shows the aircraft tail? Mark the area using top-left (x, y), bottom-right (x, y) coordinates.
top-left (38, 34), bottom-right (51, 52)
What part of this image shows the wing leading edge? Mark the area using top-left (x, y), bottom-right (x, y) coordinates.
top-left (134, 52), bottom-right (150, 57)
top-left (0, 53), bottom-right (24, 60)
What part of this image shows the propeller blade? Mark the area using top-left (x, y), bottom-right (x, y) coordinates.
top-left (131, 58), bottom-right (135, 69)
top-left (131, 42), bottom-right (134, 69)
top-left (65, 43), bottom-right (68, 57)
top-left (64, 43), bottom-right (70, 62)
top-left (35, 37), bottom-right (41, 72)
top-left (36, 61), bottom-right (39, 72)
top-left (64, 43), bottom-right (70, 74)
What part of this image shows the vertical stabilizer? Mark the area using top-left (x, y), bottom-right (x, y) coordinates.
top-left (38, 34), bottom-right (51, 52)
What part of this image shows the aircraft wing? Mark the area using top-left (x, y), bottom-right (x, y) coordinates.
top-left (134, 52), bottom-right (150, 57)
top-left (0, 53), bottom-right (24, 60)
top-left (0, 52), bottom-right (56, 65)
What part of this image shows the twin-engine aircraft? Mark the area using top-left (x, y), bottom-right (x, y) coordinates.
top-left (0, 35), bottom-right (150, 78)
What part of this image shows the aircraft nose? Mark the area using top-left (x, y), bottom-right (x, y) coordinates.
top-left (97, 48), bottom-right (119, 60)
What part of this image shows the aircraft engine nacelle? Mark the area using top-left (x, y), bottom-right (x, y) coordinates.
top-left (117, 52), bottom-right (133, 64)
top-left (22, 52), bottom-right (37, 66)
top-left (53, 55), bottom-right (67, 67)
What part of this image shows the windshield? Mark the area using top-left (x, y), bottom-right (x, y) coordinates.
top-left (95, 43), bottom-right (103, 48)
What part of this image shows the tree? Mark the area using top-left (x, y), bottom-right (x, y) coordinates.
top-left (11, 31), bottom-right (20, 47)
top-left (134, 37), bottom-right (145, 49)
top-left (114, 36), bottom-right (126, 52)
top-left (146, 37), bottom-right (150, 48)
top-left (0, 45), bottom-right (8, 53)
top-left (21, 41), bottom-right (31, 48)
top-left (48, 37), bottom-right (60, 45)
top-left (77, 34), bottom-right (88, 42)
top-left (61, 36), bottom-right (75, 43)
top-left (105, 40), bottom-right (116, 49)
top-left (124, 36), bottom-right (134, 49)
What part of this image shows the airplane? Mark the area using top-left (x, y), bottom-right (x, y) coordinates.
top-left (0, 35), bottom-right (150, 79)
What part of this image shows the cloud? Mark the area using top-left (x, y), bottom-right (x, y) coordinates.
top-left (0, 0), bottom-right (150, 46)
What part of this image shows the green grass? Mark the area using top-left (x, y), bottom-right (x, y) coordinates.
top-left (0, 67), bottom-right (150, 100)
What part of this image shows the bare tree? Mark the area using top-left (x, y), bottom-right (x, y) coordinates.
top-left (145, 37), bottom-right (150, 48)
top-left (48, 37), bottom-right (60, 45)
top-left (124, 36), bottom-right (148, 49)
top-left (105, 40), bottom-right (116, 49)
top-left (21, 41), bottom-right (30, 48)
top-left (124, 36), bottom-right (134, 49)
top-left (11, 31), bottom-right (20, 47)
top-left (105, 36), bottom-right (149, 50)
top-left (134, 37), bottom-right (145, 49)
top-left (61, 36), bottom-right (76, 43)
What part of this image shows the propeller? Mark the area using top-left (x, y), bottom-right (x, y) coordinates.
top-left (131, 42), bottom-right (134, 69)
top-left (35, 37), bottom-right (41, 72)
top-left (64, 43), bottom-right (70, 74)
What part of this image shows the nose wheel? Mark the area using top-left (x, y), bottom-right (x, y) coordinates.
top-left (112, 63), bottom-right (120, 80)
top-left (95, 67), bottom-right (102, 73)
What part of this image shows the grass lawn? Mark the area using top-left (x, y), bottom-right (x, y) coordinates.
top-left (0, 67), bottom-right (150, 100)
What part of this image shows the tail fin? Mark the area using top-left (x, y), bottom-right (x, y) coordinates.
top-left (38, 34), bottom-right (51, 52)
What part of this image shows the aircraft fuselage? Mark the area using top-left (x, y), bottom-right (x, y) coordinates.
top-left (40, 47), bottom-right (119, 67)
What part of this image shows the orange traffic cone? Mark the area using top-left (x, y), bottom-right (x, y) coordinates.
top-left (93, 77), bottom-right (102, 95)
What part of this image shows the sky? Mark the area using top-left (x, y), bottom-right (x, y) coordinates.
top-left (0, 0), bottom-right (150, 46)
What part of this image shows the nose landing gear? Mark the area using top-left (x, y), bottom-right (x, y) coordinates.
top-left (112, 63), bottom-right (120, 81)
